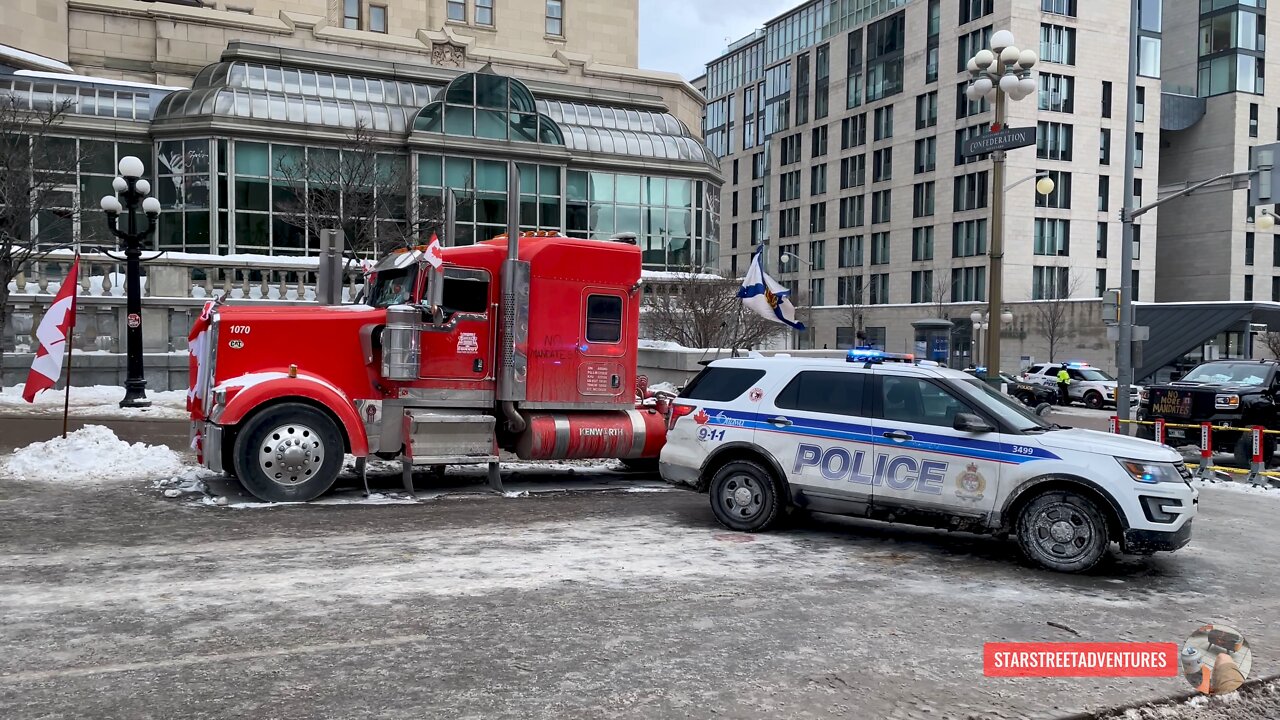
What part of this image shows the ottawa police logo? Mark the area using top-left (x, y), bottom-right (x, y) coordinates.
top-left (955, 463), bottom-right (986, 502)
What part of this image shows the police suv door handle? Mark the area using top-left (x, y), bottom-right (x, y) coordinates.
top-left (767, 416), bottom-right (793, 427)
top-left (882, 430), bottom-right (913, 442)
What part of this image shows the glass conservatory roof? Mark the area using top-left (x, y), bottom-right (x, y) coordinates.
top-left (154, 61), bottom-right (442, 133)
top-left (0, 70), bottom-right (176, 122)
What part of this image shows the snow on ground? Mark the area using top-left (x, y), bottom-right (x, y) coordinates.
top-left (1195, 477), bottom-right (1280, 496)
top-left (0, 384), bottom-right (188, 419)
top-left (648, 381), bottom-right (679, 395)
top-left (1, 425), bottom-right (186, 483)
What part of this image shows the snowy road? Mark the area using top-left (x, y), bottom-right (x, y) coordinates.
top-left (2, 471), bottom-right (1280, 719)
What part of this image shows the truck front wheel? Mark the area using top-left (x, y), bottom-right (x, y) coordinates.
top-left (233, 403), bottom-right (344, 502)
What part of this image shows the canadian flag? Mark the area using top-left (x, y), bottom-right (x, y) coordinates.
top-left (23, 256), bottom-right (79, 402)
top-left (186, 300), bottom-right (216, 418)
top-left (425, 233), bottom-right (444, 270)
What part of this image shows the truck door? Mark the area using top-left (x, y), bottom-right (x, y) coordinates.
top-left (755, 368), bottom-right (874, 513)
top-left (870, 371), bottom-right (1002, 519)
top-left (418, 267), bottom-right (494, 386)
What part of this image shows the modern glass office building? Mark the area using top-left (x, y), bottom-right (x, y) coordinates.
top-left (2, 42), bottom-right (721, 270)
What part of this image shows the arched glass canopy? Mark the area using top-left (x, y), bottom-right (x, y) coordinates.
top-left (412, 72), bottom-right (564, 145)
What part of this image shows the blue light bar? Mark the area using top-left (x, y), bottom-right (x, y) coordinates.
top-left (1063, 360), bottom-right (1092, 368)
top-left (847, 348), bottom-right (885, 363)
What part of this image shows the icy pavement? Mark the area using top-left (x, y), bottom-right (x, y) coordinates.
top-left (2, 471), bottom-right (1280, 718)
top-left (1095, 677), bottom-right (1280, 719)
top-left (0, 383), bottom-right (187, 419)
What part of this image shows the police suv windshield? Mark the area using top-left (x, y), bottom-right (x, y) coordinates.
top-left (1181, 362), bottom-right (1270, 386)
top-left (953, 378), bottom-right (1051, 433)
top-left (367, 267), bottom-right (415, 308)
top-left (1073, 368), bottom-right (1114, 382)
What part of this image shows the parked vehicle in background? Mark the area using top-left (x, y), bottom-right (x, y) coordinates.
top-left (1023, 362), bottom-right (1141, 410)
top-left (1138, 359), bottom-right (1280, 466)
top-left (965, 368), bottom-right (1058, 408)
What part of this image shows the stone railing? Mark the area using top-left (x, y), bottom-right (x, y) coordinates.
top-left (4, 250), bottom-right (367, 355)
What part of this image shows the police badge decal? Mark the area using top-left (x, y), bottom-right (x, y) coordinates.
top-left (955, 463), bottom-right (986, 502)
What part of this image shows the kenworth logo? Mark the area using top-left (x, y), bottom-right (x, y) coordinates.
top-left (793, 443), bottom-right (948, 494)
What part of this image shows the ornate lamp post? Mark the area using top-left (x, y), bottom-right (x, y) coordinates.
top-left (970, 308), bottom-right (1014, 374)
top-left (964, 30), bottom-right (1039, 376)
top-left (99, 155), bottom-right (162, 408)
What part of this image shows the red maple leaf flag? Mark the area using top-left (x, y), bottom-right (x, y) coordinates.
top-left (23, 256), bottom-right (80, 403)
top-left (187, 300), bottom-right (216, 418)
top-left (426, 233), bottom-right (444, 271)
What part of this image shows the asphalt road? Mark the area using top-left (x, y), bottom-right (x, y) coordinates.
top-left (2, 461), bottom-right (1280, 719)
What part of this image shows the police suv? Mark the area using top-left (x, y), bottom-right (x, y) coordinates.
top-left (1023, 362), bottom-right (1141, 410)
top-left (659, 351), bottom-right (1197, 573)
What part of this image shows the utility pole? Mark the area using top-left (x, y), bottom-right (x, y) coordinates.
top-left (1115, 0), bottom-right (1141, 423)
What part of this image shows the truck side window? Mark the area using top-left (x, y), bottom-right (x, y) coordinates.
top-left (441, 274), bottom-right (489, 315)
top-left (586, 294), bottom-right (623, 343)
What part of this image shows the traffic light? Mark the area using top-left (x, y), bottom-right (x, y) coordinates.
top-left (1248, 143), bottom-right (1280, 207)
top-left (1101, 289), bottom-right (1120, 325)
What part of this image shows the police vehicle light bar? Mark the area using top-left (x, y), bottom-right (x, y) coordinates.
top-left (847, 348), bottom-right (886, 363)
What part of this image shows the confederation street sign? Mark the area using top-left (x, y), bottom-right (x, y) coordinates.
top-left (961, 126), bottom-right (1037, 157)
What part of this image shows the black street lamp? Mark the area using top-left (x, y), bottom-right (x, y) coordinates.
top-left (99, 155), bottom-right (161, 408)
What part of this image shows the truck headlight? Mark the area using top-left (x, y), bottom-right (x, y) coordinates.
top-left (1117, 458), bottom-right (1185, 484)
top-left (1215, 394), bottom-right (1240, 410)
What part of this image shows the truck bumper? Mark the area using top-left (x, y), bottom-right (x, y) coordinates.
top-left (192, 421), bottom-right (225, 474)
top-left (1122, 519), bottom-right (1193, 554)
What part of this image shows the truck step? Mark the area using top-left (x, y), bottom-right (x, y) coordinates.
top-left (402, 409), bottom-right (496, 461)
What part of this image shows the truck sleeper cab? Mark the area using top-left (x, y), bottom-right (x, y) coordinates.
top-left (188, 233), bottom-right (667, 503)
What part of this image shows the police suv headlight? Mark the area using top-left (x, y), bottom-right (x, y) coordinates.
top-left (1215, 394), bottom-right (1240, 410)
top-left (1117, 458), bottom-right (1185, 484)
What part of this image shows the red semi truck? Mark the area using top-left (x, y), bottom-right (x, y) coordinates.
top-left (187, 231), bottom-right (669, 503)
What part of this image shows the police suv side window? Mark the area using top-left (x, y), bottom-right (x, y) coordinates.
top-left (775, 371), bottom-right (866, 416)
top-left (879, 376), bottom-right (973, 428)
top-left (680, 367), bottom-right (766, 402)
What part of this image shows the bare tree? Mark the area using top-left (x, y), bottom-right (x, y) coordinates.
top-left (0, 94), bottom-right (84, 367)
top-left (273, 120), bottom-right (409, 258)
top-left (929, 268), bottom-right (952, 320)
top-left (1261, 331), bottom-right (1280, 359)
top-left (1028, 271), bottom-right (1084, 363)
top-left (844, 271), bottom-right (866, 348)
top-left (643, 273), bottom-right (779, 350)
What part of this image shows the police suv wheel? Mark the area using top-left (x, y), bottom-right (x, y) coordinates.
top-left (1084, 391), bottom-right (1104, 410)
top-left (233, 403), bottom-right (343, 503)
top-left (1015, 490), bottom-right (1110, 573)
top-left (708, 460), bottom-right (783, 532)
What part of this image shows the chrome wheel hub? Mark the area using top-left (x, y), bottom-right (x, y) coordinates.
top-left (259, 423), bottom-right (324, 485)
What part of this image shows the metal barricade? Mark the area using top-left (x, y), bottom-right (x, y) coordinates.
top-left (1108, 416), bottom-right (1280, 487)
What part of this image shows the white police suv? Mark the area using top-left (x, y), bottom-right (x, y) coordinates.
top-left (659, 351), bottom-right (1197, 573)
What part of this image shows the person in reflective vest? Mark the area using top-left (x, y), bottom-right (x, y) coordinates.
top-left (1056, 368), bottom-right (1072, 406)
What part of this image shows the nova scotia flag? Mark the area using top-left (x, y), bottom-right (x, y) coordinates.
top-left (737, 247), bottom-right (805, 331)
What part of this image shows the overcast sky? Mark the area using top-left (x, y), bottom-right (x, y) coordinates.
top-left (638, 0), bottom-right (797, 80)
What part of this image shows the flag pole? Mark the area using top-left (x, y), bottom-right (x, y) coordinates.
top-left (61, 247), bottom-right (80, 439)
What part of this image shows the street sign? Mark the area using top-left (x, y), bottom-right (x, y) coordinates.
top-left (1248, 142), bottom-right (1280, 207)
top-left (961, 126), bottom-right (1037, 157)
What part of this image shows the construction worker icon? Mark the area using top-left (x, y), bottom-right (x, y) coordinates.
top-left (1180, 623), bottom-right (1251, 695)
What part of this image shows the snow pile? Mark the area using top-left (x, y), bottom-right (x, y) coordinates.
top-left (2, 425), bottom-right (187, 483)
top-left (1194, 477), bottom-right (1280, 496)
top-left (648, 381), bottom-right (679, 395)
top-left (0, 384), bottom-right (188, 419)
top-left (638, 339), bottom-right (688, 350)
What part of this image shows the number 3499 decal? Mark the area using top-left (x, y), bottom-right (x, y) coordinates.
top-left (698, 428), bottom-right (726, 442)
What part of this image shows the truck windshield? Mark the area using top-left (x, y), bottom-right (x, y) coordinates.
top-left (367, 268), bottom-right (415, 307)
top-left (952, 378), bottom-right (1050, 432)
top-left (1181, 363), bottom-right (1269, 386)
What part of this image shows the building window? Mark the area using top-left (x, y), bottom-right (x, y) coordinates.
top-left (951, 266), bottom-right (986, 302)
top-left (1040, 24), bottom-right (1076, 65)
top-left (912, 226), bottom-right (934, 261)
top-left (1034, 218), bottom-right (1070, 256)
top-left (1251, 102), bottom-right (1260, 137)
top-left (840, 154), bottom-right (866, 189)
top-left (871, 189), bottom-right (891, 224)
top-left (369, 4), bottom-right (387, 32)
top-left (778, 207), bottom-right (801, 238)
top-left (1036, 121), bottom-right (1073, 161)
top-left (838, 277), bottom-right (865, 308)
top-left (1032, 266), bottom-right (1070, 300)
top-left (816, 43), bottom-right (831, 120)
top-left (866, 12), bottom-right (906, 102)
top-left (808, 277), bottom-right (825, 306)
top-left (1133, 223), bottom-right (1142, 259)
top-left (545, 0), bottom-right (564, 36)
top-left (1101, 81), bottom-right (1113, 118)
top-left (476, 0), bottom-right (494, 26)
top-left (959, 0), bottom-right (994, 24)
top-left (957, 26), bottom-right (993, 73)
top-left (915, 91), bottom-right (937, 129)
top-left (1245, 275), bottom-right (1255, 301)
top-left (1134, 132), bottom-right (1144, 168)
top-left (1139, 36), bottom-right (1161, 78)
top-left (1100, 129), bottom-right (1111, 164)
top-left (926, 0), bottom-right (940, 83)
top-left (344, 0), bottom-right (362, 29)
top-left (911, 270), bottom-right (934, 303)
top-left (1039, 73), bottom-right (1075, 113)
top-left (1246, 231), bottom-right (1255, 266)
top-left (779, 170), bottom-right (801, 201)
top-left (1097, 222), bottom-right (1108, 258)
top-left (956, 81), bottom-right (989, 119)
top-left (847, 29), bottom-right (864, 109)
top-left (1273, 277), bottom-right (1280, 302)
top-left (839, 235), bottom-right (864, 267)
top-left (914, 137), bottom-right (936, 174)
top-left (811, 164), bottom-right (827, 196)
top-left (841, 113), bottom-right (867, 148)
top-left (1096, 269), bottom-right (1107, 298)
top-left (872, 147), bottom-right (893, 182)
top-left (1036, 170), bottom-right (1071, 209)
top-left (810, 239), bottom-right (826, 270)
top-left (954, 124), bottom-right (989, 165)
top-left (1136, 86), bottom-right (1146, 122)
top-left (873, 105), bottom-right (894, 140)
top-left (869, 274), bottom-right (890, 305)
top-left (1042, 0), bottom-right (1076, 17)
top-left (796, 52), bottom-right (810, 127)
top-left (871, 232), bottom-right (890, 265)
top-left (446, 0), bottom-right (465, 23)
top-left (952, 219), bottom-right (987, 257)
top-left (953, 171), bottom-right (989, 212)
top-left (811, 124), bottom-right (829, 157)
top-left (913, 181), bottom-right (935, 218)
top-left (839, 195), bottom-right (865, 228)
top-left (1098, 175), bottom-right (1109, 212)
top-left (809, 202), bottom-right (827, 233)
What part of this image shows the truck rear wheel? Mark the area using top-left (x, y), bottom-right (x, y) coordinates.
top-left (233, 403), bottom-right (343, 503)
top-left (1015, 490), bottom-right (1110, 573)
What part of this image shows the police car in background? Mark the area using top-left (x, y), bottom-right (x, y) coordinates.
top-left (1023, 361), bottom-right (1142, 410)
top-left (659, 350), bottom-right (1197, 573)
